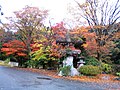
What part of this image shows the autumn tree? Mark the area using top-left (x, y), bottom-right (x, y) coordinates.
top-left (0, 5), bottom-right (4, 54)
top-left (0, 26), bottom-right (5, 59)
top-left (30, 22), bottom-right (66, 69)
top-left (1, 40), bottom-right (27, 66)
top-left (0, 25), bottom-right (16, 60)
top-left (110, 23), bottom-right (120, 64)
top-left (69, 0), bottom-right (120, 61)
top-left (76, 26), bottom-right (116, 64)
top-left (6, 6), bottom-right (48, 60)
top-left (0, 26), bottom-right (5, 41)
top-left (30, 26), bottom-right (55, 69)
top-left (30, 21), bottom-right (82, 69)
top-left (73, 0), bottom-right (120, 28)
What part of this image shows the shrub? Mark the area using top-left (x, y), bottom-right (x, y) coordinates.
top-left (116, 72), bottom-right (120, 77)
top-left (100, 63), bottom-right (113, 74)
top-left (25, 60), bottom-right (41, 68)
top-left (78, 65), bottom-right (102, 76)
top-left (113, 65), bottom-right (120, 72)
top-left (4, 58), bottom-right (10, 64)
top-left (85, 56), bottom-right (100, 66)
top-left (59, 65), bottom-right (71, 76)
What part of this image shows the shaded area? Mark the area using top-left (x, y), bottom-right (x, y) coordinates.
top-left (37, 77), bottom-right (52, 80)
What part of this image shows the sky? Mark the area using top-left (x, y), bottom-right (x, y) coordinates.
top-left (0, 0), bottom-right (119, 27)
top-left (0, 0), bottom-right (79, 25)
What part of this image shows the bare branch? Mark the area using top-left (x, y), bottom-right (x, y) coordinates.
top-left (109, 0), bottom-right (120, 24)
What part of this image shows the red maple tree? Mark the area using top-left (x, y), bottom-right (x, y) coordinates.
top-left (1, 40), bottom-right (27, 57)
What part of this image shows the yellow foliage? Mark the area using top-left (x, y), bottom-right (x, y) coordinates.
top-left (82, 43), bottom-right (88, 48)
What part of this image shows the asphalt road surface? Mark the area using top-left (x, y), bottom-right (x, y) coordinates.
top-left (0, 66), bottom-right (120, 90)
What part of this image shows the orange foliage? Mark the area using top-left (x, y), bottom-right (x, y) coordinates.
top-left (6, 52), bottom-right (14, 55)
top-left (1, 40), bottom-right (27, 56)
top-left (73, 26), bottom-right (111, 57)
top-left (50, 41), bottom-right (61, 58)
top-left (17, 53), bottom-right (27, 56)
top-left (52, 22), bottom-right (67, 39)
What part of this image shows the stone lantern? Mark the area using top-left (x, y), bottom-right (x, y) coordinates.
top-left (56, 29), bottom-right (85, 76)
top-left (56, 39), bottom-right (84, 76)
top-left (77, 59), bottom-right (85, 69)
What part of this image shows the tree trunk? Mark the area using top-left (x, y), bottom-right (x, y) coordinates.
top-left (96, 48), bottom-right (102, 63)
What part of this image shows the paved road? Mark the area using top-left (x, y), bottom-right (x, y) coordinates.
top-left (0, 66), bottom-right (120, 90)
